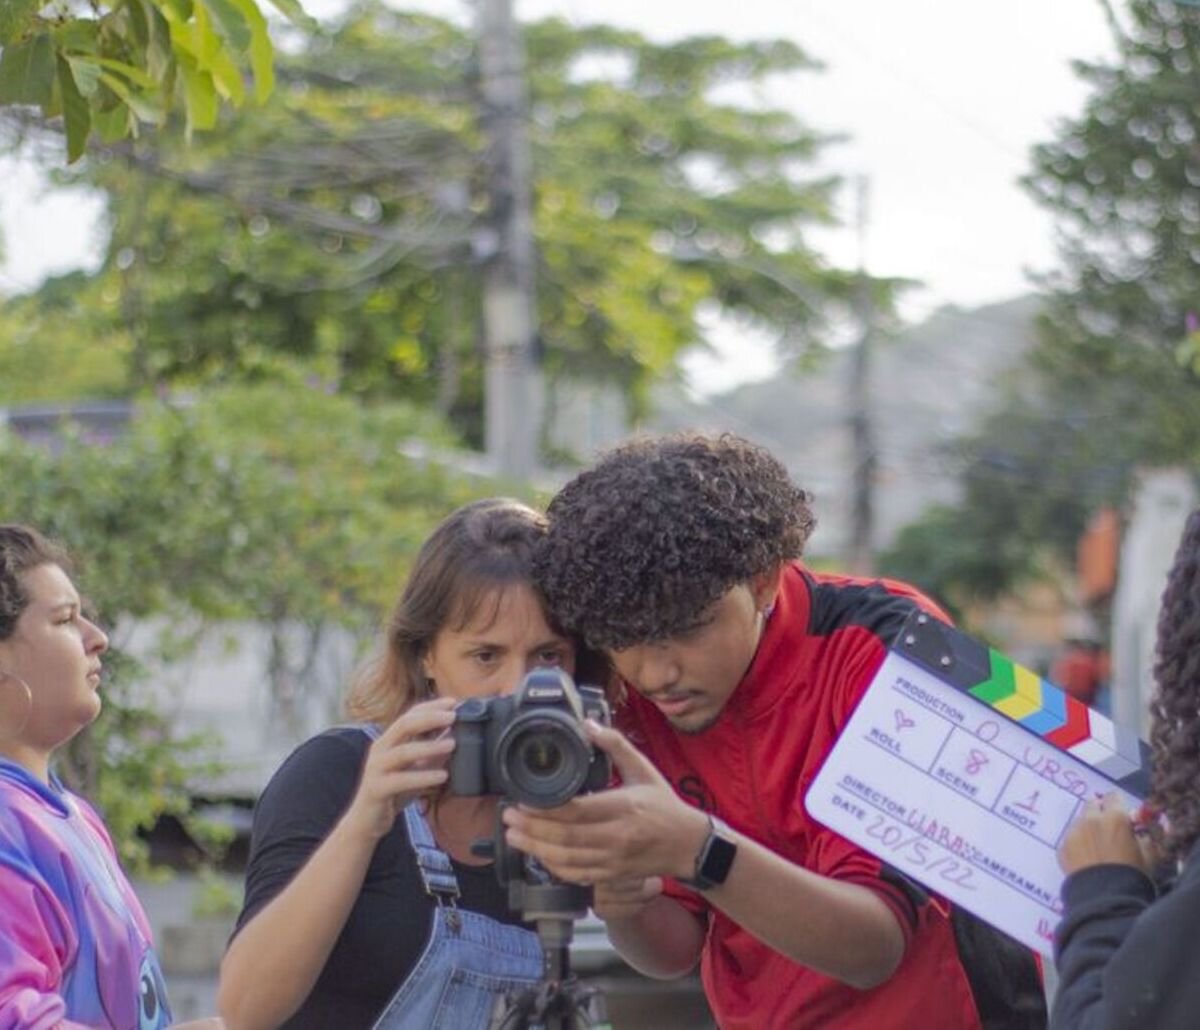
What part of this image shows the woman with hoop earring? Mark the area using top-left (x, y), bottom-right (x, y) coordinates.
top-left (0, 524), bottom-right (218, 1029)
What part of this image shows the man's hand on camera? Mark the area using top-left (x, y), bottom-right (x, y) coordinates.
top-left (592, 876), bottom-right (664, 922)
top-left (501, 720), bottom-right (710, 885)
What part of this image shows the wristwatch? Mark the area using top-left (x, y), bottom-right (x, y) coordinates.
top-left (680, 813), bottom-right (738, 891)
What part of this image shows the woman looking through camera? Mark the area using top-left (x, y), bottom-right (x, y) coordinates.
top-left (219, 498), bottom-right (606, 1029)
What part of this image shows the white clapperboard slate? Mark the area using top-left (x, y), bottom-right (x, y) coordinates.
top-left (804, 610), bottom-right (1150, 957)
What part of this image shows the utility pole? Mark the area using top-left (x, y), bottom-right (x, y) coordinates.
top-left (476, 0), bottom-right (541, 481)
top-left (846, 175), bottom-right (877, 576)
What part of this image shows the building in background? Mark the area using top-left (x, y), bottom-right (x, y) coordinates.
top-left (1109, 468), bottom-right (1198, 736)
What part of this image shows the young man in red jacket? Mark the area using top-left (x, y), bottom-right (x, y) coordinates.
top-left (504, 431), bottom-right (1046, 1029)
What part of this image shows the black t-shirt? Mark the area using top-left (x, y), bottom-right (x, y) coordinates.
top-left (234, 726), bottom-right (525, 1029)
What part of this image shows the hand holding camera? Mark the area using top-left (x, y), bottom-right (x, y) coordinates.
top-left (592, 876), bottom-right (664, 922)
top-left (344, 697), bottom-right (459, 842)
top-left (500, 719), bottom-right (714, 889)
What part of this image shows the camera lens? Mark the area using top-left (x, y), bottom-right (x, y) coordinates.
top-left (519, 736), bottom-right (564, 777)
top-left (495, 713), bottom-right (590, 808)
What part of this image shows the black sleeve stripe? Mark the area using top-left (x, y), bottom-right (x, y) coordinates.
top-left (879, 862), bottom-right (929, 930)
top-left (804, 574), bottom-right (924, 646)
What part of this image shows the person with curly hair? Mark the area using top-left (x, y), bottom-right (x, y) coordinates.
top-left (1052, 506), bottom-right (1200, 1029)
top-left (504, 432), bottom-right (1046, 1029)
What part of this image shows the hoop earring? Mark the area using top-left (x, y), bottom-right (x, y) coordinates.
top-left (0, 671), bottom-right (33, 741)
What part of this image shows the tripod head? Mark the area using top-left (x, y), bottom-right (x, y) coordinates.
top-left (471, 807), bottom-right (611, 1030)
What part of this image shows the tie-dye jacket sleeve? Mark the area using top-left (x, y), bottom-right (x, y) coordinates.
top-left (0, 766), bottom-right (172, 1030)
top-left (0, 858), bottom-right (93, 1029)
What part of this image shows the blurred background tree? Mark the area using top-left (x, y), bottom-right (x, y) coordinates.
top-left (0, 381), bottom-right (483, 870)
top-left (15, 0), bottom-right (1200, 864)
top-left (879, 0), bottom-right (1200, 617)
top-left (3, 1), bottom-right (866, 446)
top-left (3, 0), bottom-right (883, 873)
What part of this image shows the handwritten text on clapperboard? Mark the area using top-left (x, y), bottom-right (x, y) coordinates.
top-left (806, 651), bottom-right (1140, 957)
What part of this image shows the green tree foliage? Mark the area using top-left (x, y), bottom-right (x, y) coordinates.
top-left (882, 0), bottom-right (1200, 614)
top-left (0, 382), bottom-right (495, 869)
top-left (1022, 0), bottom-right (1200, 457)
top-left (0, 0), bottom-right (310, 162)
top-left (4, 2), bottom-right (858, 446)
top-left (878, 393), bottom-right (1135, 618)
top-left (0, 1), bottom-right (875, 867)
top-left (0, 271), bottom-right (131, 400)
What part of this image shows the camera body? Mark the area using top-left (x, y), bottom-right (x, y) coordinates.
top-left (448, 667), bottom-right (611, 809)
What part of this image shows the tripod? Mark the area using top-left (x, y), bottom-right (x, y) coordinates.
top-left (475, 820), bottom-right (612, 1030)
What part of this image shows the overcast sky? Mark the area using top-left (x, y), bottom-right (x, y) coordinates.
top-left (0, 0), bottom-right (1117, 391)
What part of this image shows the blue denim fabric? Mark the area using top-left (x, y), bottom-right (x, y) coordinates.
top-left (371, 897), bottom-right (543, 1029)
top-left (358, 724), bottom-right (540, 1029)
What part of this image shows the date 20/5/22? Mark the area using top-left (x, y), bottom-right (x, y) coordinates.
top-left (864, 814), bottom-right (976, 890)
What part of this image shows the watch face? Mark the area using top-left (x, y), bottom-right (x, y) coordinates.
top-left (701, 833), bottom-right (737, 886)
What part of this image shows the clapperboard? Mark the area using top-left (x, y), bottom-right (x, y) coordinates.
top-left (805, 609), bottom-right (1150, 957)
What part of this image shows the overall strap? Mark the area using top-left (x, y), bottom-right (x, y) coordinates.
top-left (343, 721), bottom-right (383, 740)
top-left (350, 723), bottom-right (462, 903)
top-left (403, 803), bottom-right (462, 903)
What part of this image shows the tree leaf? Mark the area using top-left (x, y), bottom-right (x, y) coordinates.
top-left (178, 57), bottom-right (219, 134)
top-left (5, 3), bottom-right (854, 442)
top-left (52, 18), bottom-right (100, 53)
top-left (65, 56), bottom-right (103, 98)
top-left (0, 0), bottom-right (38, 46)
top-left (151, 0), bottom-right (195, 22)
top-left (204, 46), bottom-right (247, 106)
top-left (226, 0), bottom-right (274, 102)
top-left (263, 0), bottom-right (318, 31)
top-left (123, 0), bottom-right (151, 51)
top-left (136, 0), bottom-right (176, 81)
top-left (92, 102), bottom-right (133, 143)
top-left (75, 55), bottom-right (159, 91)
top-left (0, 34), bottom-right (55, 106)
top-left (98, 70), bottom-right (166, 125)
top-left (201, 0), bottom-right (253, 53)
top-left (57, 56), bottom-right (92, 163)
top-left (168, 0), bottom-right (246, 106)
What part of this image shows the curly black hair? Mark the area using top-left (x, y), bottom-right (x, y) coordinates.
top-left (533, 431), bottom-right (816, 651)
top-left (1148, 507), bottom-right (1200, 865)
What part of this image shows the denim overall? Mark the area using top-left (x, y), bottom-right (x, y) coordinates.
top-left (361, 729), bottom-right (542, 1028)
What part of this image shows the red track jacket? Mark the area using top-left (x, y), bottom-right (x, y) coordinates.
top-left (615, 562), bottom-right (1044, 1029)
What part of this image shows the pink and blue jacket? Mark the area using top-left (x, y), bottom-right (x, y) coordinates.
top-left (0, 759), bottom-right (172, 1029)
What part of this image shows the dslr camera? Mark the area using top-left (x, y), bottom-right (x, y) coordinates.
top-left (448, 667), bottom-right (611, 808)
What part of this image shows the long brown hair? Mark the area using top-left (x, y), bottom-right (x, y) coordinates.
top-left (345, 498), bottom-right (606, 725)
